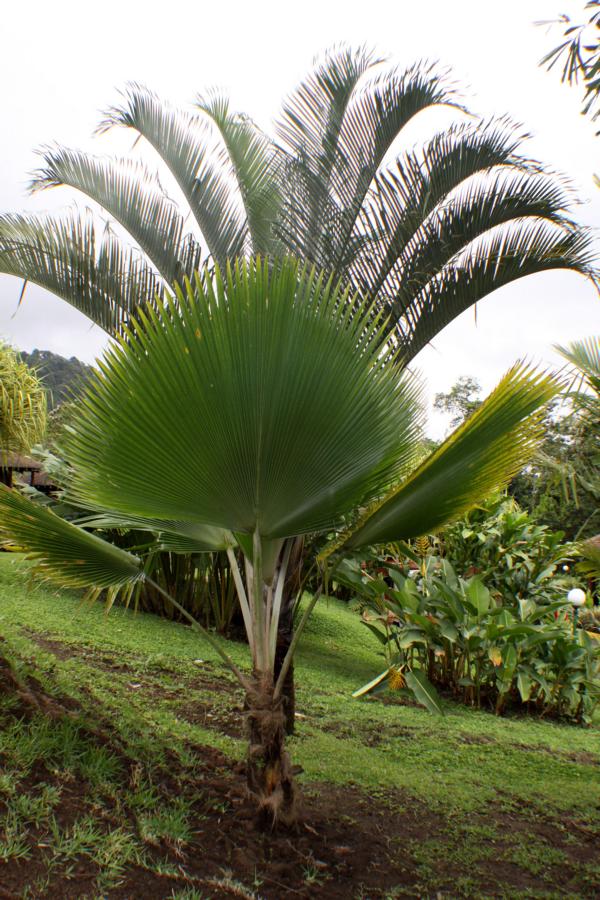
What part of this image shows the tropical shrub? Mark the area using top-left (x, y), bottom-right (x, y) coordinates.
top-left (441, 494), bottom-right (567, 601)
top-left (0, 342), bottom-right (47, 480)
top-left (579, 607), bottom-right (600, 634)
top-left (0, 259), bottom-right (559, 825)
top-left (340, 554), bottom-right (600, 723)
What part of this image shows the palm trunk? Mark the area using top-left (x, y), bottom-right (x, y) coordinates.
top-left (274, 537), bottom-right (305, 735)
top-left (245, 671), bottom-right (298, 827)
top-left (274, 595), bottom-right (296, 735)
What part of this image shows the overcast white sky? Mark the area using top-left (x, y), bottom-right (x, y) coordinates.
top-left (1, 0), bottom-right (598, 435)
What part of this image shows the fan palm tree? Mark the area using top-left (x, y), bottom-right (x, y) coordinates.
top-left (0, 259), bottom-right (560, 825)
top-left (2, 46), bottom-right (596, 730)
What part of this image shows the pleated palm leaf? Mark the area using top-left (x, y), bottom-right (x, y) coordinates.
top-left (0, 259), bottom-right (560, 824)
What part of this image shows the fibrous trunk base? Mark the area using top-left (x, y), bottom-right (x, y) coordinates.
top-left (246, 674), bottom-right (298, 828)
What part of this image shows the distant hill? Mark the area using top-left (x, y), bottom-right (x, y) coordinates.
top-left (19, 349), bottom-right (92, 410)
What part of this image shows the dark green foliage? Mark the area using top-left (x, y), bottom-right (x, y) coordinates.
top-left (19, 349), bottom-right (91, 411)
top-left (510, 399), bottom-right (600, 541)
top-left (338, 554), bottom-right (600, 722)
top-left (441, 494), bottom-right (567, 601)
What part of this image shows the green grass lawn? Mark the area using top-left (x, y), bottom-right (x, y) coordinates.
top-left (1, 553), bottom-right (599, 898)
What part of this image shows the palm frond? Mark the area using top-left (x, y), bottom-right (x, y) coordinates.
top-left (63, 258), bottom-right (423, 540)
top-left (398, 221), bottom-right (596, 361)
top-left (30, 146), bottom-right (205, 283)
top-left (0, 485), bottom-right (142, 588)
top-left (195, 92), bottom-right (282, 255)
top-left (349, 116), bottom-right (549, 298)
top-left (276, 45), bottom-right (376, 179)
top-left (358, 170), bottom-right (575, 314)
top-left (275, 46), bottom-right (376, 264)
top-left (326, 61), bottom-right (461, 269)
top-left (77, 510), bottom-right (234, 552)
top-left (555, 336), bottom-right (600, 396)
top-left (98, 84), bottom-right (247, 267)
top-left (328, 363), bottom-right (560, 552)
top-left (0, 211), bottom-right (161, 336)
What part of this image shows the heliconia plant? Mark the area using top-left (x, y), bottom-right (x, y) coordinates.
top-left (0, 257), bottom-right (561, 825)
top-left (342, 553), bottom-right (600, 722)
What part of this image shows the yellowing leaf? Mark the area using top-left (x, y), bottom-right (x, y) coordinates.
top-left (488, 647), bottom-right (502, 667)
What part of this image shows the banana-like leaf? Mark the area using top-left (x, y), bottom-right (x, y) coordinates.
top-left (0, 486), bottom-right (142, 588)
top-left (404, 669), bottom-right (444, 715)
top-left (328, 363), bottom-right (559, 552)
top-left (64, 258), bottom-right (423, 540)
top-left (352, 667), bottom-right (391, 698)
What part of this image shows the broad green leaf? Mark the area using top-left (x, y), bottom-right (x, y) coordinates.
top-left (518, 597), bottom-right (537, 621)
top-left (501, 644), bottom-right (517, 678)
top-left (398, 629), bottom-right (428, 648)
top-left (465, 577), bottom-right (491, 616)
top-left (404, 669), bottom-right (444, 715)
top-left (488, 647), bottom-right (502, 667)
top-left (361, 622), bottom-right (389, 646)
top-left (517, 670), bottom-right (533, 702)
top-left (352, 667), bottom-right (391, 698)
top-left (439, 621), bottom-right (459, 642)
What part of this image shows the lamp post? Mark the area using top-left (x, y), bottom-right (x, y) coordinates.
top-left (567, 588), bottom-right (586, 636)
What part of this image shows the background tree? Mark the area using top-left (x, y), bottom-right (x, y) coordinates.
top-left (19, 349), bottom-right (91, 410)
top-left (510, 338), bottom-right (600, 540)
top-left (433, 375), bottom-right (482, 429)
top-left (540, 1), bottom-right (600, 132)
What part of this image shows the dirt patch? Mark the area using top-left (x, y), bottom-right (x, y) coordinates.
top-left (458, 733), bottom-right (496, 745)
top-left (22, 629), bottom-right (137, 672)
top-left (319, 717), bottom-right (418, 748)
top-left (510, 741), bottom-right (600, 766)
top-left (175, 698), bottom-right (244, 739)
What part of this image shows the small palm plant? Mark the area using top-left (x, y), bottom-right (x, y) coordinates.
top-left (0, 259), bottom-right (559, 825)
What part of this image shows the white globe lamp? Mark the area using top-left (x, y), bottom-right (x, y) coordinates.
top-left (567, 588), bottom-right (586, 635)
top-left (567, 588), bottom-right (586, 608)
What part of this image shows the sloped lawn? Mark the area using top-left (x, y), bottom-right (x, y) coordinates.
top-left (0, 554), bottom-right (598, 898)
